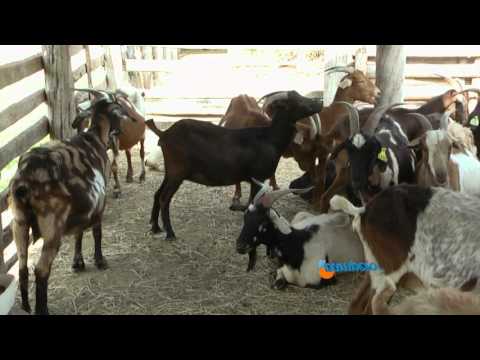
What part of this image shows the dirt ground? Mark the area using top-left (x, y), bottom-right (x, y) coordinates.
top-left (16, 122), bottom-right (411, 315)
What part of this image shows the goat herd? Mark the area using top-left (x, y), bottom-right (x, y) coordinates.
top-left (6, 64), bottom-right (480, 315)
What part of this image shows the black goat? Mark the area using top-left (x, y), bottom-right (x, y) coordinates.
top-left (145, 91), bottom-right (323, 242)
top-left (332, 105), bottom-right (416, 203)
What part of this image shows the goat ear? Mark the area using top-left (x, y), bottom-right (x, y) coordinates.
top-left (338, 78), bottom-right (352, 89)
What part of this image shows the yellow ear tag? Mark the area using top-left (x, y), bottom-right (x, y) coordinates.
top-left (378, 147), bottom-right (388, 162)
top-left (470, 116), bottom-right (479, 127)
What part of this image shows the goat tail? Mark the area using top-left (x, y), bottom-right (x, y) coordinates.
top-left (145, 119), bottom-right (164, 140)
top-left (329, 195), bottom-right (365, 217)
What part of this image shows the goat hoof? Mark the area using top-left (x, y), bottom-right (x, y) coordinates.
top-left (95, 257), bottom-right (108, 270)
top-left (35, 308), bottom-right (49, 315)
top-left (72, 257), bottom-right (86, 272)
top-left (113, 190), bottom-right (121, 199)
top-left (229, 203), bottom-right (247, 212)
top-left (22, 303), bottom-right (32, 314)
top-left (139, 173), bottom-right (146, 182)
top-left (126, 175), bottom-right (134, 183)
top-left (165, 235), bottom-right (177, 241)
top-left (272, 278), bottom-right (287, 290)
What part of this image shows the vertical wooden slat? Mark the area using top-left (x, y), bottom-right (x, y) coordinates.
top-left (0, 172), bottom-right (5, 274)
top-left (84, 45), bottom-right (94, 90)
top-left (376, 45), bottom-right (406, 106)
top-left (152, 46), bottom-right (160, 87)
top-left (42, 45), bottom-right (75, 140)
top-left (354, 46), bottom-right (368, 74)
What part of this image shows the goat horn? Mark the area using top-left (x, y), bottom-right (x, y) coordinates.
top-left (251, 178), bottom-right (271, 206)
top-left (362, 103), bottom-right (392, 136)
top-left (264, 187), bottom-right (315, 207)
top-left (324, 65), bottom-right (355, 74)
top-left (73, 88), bottom-right (109, 98)
top-left (258, 91), bottom-right (289, 110)
top-left (334, 101), bottom-right (360, 138)
top-left (434, 73), bottom-right (463, 91)
top-left (457, 88), bottom-right (480, 96)
top-left (409, 113), bottom-right (433, 131)
top-left (440, 111), bottom-right (451, 131)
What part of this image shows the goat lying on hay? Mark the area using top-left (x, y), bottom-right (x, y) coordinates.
top-left (9, 90), bottom-right (128, 315)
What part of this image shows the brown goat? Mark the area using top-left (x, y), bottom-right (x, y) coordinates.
top-left (74, 88), bottom-right (146, 198)
top-left (261, 67), bottom-right (380, 211)
top-left (219, 94), bottom-right (279, 210)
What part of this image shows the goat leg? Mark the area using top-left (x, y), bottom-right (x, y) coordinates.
top-left (316, 165), bottom-right (349, 213)
top-left (13, 220), bottom-right (31, 313)
top-left (229, 183), bottom-right (245, 211)
top-left (139, 138), bottom-right (146, 182)
top-left (160, 179), bottom-right (182, 241)
top-left (93, 223), bottom-right (108, 269)
top-left (125, 149), bottom-right (134, 183)
top-left (34, 237), bottom-right (61, 315)
top-left (149, 179), bottom-right (166, 234)
top-left (111, 157), bottom-right (121, 198)
top-left (72, 232), bottom-right (85, 272)
top-left (246, 249), bottom-right (257, 272)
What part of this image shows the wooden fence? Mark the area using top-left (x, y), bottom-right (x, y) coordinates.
top-left (324, 45), bottom-right (480, 106)
top-left (0, 45), bottom-right (118, 274)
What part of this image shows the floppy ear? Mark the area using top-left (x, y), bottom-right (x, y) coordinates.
top-left (338, 78), bottom-right (352, 89)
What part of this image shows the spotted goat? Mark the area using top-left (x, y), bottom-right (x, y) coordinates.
top-left (8, 90), bottom-right (129, 315)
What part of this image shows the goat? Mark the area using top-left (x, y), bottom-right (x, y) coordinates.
top-left (74, 87), bottom-right (147, 198)
top-left (330, 104), bottom-right (416, 204)
top-left (409, 111), bottom-right (480, 193)
top-left (330, 185), bottom-right (480, 315)
top-left (261, 65), bottom-right (380, 210)
top-left (461, 89), bottom-right (480, 157)
top-left (235, 180), bottom-right (364, 289)
top-left (372, 279), bottom-right (480, 315)
top-left (8, 90), bottom-right (127, 315)
top-left (218, 94), bottom-right (279, 210)
top-left (144, 91), bottom-right (323, 243)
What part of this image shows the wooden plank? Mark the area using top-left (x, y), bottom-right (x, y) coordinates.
top-left (84, 45), bottom-right (94, 89)
top-left (367, 63), bottom-right (480, 79)
top-left (0, 116), bottom-right (49, 170)
top-left (0, 172), bottom-right (4, 273)
top-left (0, 54), bottom-right (43, 90)
top-left (71, 56), bottom-right (104, 83)
top-left (1, 224), bottom-right (12, 253)
top-left (366, 45), bottom-right (480, 58)
top-left (125, 58), bottom-right (180, 72)
top-left (43, 45), bottom-right (75, 141)
top-left (0, 90), bottom-right (46, 133)
top-left (69, 45), bottom-right (84, 57)
top-left (0, 188), bottom-right (8, 213)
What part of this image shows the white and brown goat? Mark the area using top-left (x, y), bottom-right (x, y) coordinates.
top-left (330, 185), bottom-right (480, 315)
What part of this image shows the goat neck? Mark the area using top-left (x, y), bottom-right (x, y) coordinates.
top-left (268, 111), bottom-right (298, 151)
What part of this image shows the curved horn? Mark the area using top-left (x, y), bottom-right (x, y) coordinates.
top-left (334, 101), bottom-right (360, 138)
top-left (457, 88), bottom-right (480, 96)
top-left (362, 103), bottom-right (392, 136)
top-left (325, 65), bottom-right (355, 74)
top-left (73, 88), bottom-right (108, 98)
top-left (251, 178), bottom-right (271, 206)
top-left (409, 113), bottom-right (433, 132)
top-left (434, 73), bottom-right (463, 91)
top-left (440, 111), bottom-right (451, 131)
top-left (264, 187), bottom-right (314, 207)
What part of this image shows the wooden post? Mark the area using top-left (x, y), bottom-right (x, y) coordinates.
top-left (375, 45), bottom-right (406, 106)
top-left (152, 46), bottom-right (160, 87)
top-left (103, 45), bottom-right (123, 90)
top-left (42, 45), bottom-right (76, 140)
top-left (323, 47), bottom-right (354, 106)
